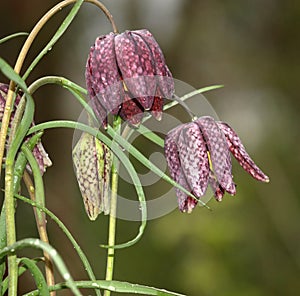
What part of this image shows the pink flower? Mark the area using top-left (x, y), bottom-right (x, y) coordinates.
top-left (164, 116), bottom-right (269, 212)
top-left (85, 29), bottom-right (174, 127)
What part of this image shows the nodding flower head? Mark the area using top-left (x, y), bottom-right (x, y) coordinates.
top-left (164, 116), bottom-right (269, 213)
top-left (0, 83), bottom-right (52, 175)
top-left (85, 29), bottom-right (174, 127)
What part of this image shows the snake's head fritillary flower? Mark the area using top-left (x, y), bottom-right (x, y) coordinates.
top-left (86, 29), bottom-right (174, 128)
top-left (164, 116), bottom-right (269, 212)
top-left (0, 83), bottom-right (52, 175)
top-left (72, 133), bottom-right (112, 220)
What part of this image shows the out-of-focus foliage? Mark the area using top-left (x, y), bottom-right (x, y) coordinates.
top-left (1, 0), bottom-right (299, 295)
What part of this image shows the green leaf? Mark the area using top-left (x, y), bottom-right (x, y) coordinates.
top-left (22, 0), bottom-right (85, 80)
top-left (0, 58), bottom-right (30, 94)
top-left (25, 280), bottom-right (186, 296)
top-left (1, 258), bottom-right (42, 295)
top-left (106, 125), bottom-right (209, 209)
top-left (18, 258), bottom-right (50, 296)
top-left (21, 145), bottom-right (46, 223)
top-left (13, 131), bottom-right (44, 194)
top-left (135, 124), bottom-right (164, 148)
top-left (0, 238), bottom-right (82, 296)
top-left (14, 194), bottom-right (98, 293)
top-left (0, 57), bottom-right (35, 163)
top-left (28, 120), bottom-right (210, 210)
top-left (0, 32), bottom-right (29, 44)
top-left (0, 58), bottom-right (35, 296)
top-left (28, 120), bottom-right (147, 249)
top-left (164, 85), bottom-right (224, 111)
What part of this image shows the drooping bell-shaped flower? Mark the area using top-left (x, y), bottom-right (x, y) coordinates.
top-left (164, 116), bottom-right (269, 213)
top-left (85, 29), bottom-right (174, 127)
top-left (0, 83), bottom-right (52, 174)
top-left (72, 132), bottom-right (112, 220)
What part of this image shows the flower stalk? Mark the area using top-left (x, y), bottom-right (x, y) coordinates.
top-left (0, 1), bottom-right (117, 294)
top-left (104, 116), bottom-right (121, 296)
top-left (22, 170), bottom-right (55, 295)
top-left (0, 0), bottom-right (118, 173)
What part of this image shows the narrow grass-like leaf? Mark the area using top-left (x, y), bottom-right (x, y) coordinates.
top-left (18, 258), bottom-right (50, 296)
top-left (0, 58), bottom-right (30, 94)
top-left (25, 280), bottom-right (186, 296)
top-left (67, 87), bottom-right (97, 122)
top-left (21, 146), bottom-right (45, 220)
top-left (164, 85), bottom-right (224, 111)
top-left (106, 125), bottom-right (209, 209)
top-left (28, 121), bottom-right (209, 209)
top-left (122, 85), bottom-right (224, 150)
top-left (0, 57), bottom-right (34, 296)
top-left (14, 193), bottom-right (98, 292)
top-left (118, 86), bottom-right (224, 151)
top-left (28, 121), bottom-right (147, 248)
top-left (0, 32), bottom-right (29, 44)
top-left (1, 258), bottom-right (43, 295)
top-left (0, 58), bottom-right (35, 157)
top-left (0, 238), bottom-right (82, 296)
top-left (22, 0), bottom-right (85, 80)
top-left (135, 124), bottom-right (164, 148)
top-left (13, 131), bottom-right (44, 194)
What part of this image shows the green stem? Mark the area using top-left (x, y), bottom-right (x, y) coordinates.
top-left (103, 163), bottom-right (119, 295)
top-left (0, 205), bottom-right (6, 296)
top-left (0, 0), bottom-right (84, 177)
top-left (21, 144), bottom-right (55, 293)
top-left (29, 120), bottom-right (149, 248)
top-left (0, 239), bottom-right (82, 296)
top-left (104, 116), bottom-right (121, 296)
top-left (0, 0), bottom-right (116, 174)
top-left (28, 120), bottom-right (208, 210)
top-left (4, 92), bottom-right (35, 296)
top-left (4, 168), bottom-right (17, 296)
top-left (14, 193), bottom-right (98, 291)
top-left (3, 86), bottom-right (34, 296)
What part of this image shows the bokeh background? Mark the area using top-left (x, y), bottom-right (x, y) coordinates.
top-left (1, 0), bottom-right (300, 295)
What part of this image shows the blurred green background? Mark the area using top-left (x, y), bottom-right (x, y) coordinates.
top-left (1, 0), bottom-right (300, 295)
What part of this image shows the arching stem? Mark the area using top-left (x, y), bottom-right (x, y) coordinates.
top-left (0, 0), bottom-right (118, 176)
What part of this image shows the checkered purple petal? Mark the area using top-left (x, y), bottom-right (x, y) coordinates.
top-left (177, 122), bottom-right (209, 197)
top-left (217, 121), bottom-right (269, 182)
top-left (165, 125), bottom-right (196, 212)
top-left (195, 116), bottom-right (236, 195)
top-left (115, 31), bottom-right (156, 110)
top-left (135, 29), bottom-right (174, 99)
top-left (86, 33), bottom-right (123, 114)
top-left (164, 125), bottom-right (184, 183)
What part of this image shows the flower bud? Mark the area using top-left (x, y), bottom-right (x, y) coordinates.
top-left (72, 133), bottom-right (112, 220)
